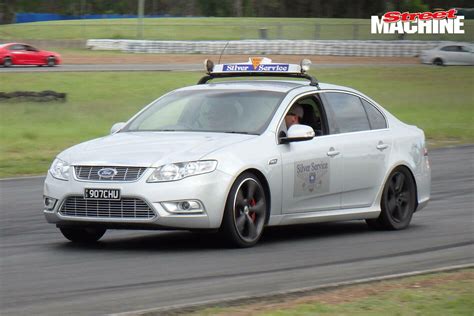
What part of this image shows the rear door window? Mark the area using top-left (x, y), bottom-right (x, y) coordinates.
top-left (323, 92), bottom-right (370, 134)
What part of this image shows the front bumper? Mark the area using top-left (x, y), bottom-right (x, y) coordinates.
top-left (419, 55), bottom-right (432, 64)
top-left (43, 169), bottom-right (233, 230)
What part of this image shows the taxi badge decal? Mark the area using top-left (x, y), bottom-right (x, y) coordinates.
top-left (294, 159), bottom-right (330, 197)
top-left (250, 57), bottom-right (263, 70)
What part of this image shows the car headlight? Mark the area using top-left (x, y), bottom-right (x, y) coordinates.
top-left (49, 158), bottom-right (70, 181)
top-left (147, 160), bottom-right (217, 182)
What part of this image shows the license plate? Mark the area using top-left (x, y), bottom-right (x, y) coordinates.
top-left (84, 188), bottom-right (121, 200)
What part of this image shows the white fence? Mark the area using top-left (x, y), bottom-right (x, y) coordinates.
top-left (86, 39), bottom-right (444, 57)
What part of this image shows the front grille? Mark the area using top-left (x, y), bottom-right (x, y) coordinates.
top-left (59, 196), bottom-right (155, 219)
top-left (74, 166), bottom-right (146, 182)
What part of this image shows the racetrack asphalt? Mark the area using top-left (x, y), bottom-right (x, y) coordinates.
top-left (0, 145), bottom-right (473, 316)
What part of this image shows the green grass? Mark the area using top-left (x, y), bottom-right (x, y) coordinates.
top-left (190, 269), bottom-right (474, 316)
top-left (1, 17), bottom-right (473, 41)
top-left (0, 72), bottom-right (201, 177)
top-left (0, 66), bottom-right (473, 177)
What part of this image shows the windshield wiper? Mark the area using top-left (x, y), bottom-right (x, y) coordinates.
top-left (222, 131), bottom-right (253, 135)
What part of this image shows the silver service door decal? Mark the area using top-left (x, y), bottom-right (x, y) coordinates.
top-left (294, 158), bottom-right (330, 197)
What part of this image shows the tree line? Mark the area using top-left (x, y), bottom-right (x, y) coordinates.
top-left (1, 0), bottom-right (472, 24)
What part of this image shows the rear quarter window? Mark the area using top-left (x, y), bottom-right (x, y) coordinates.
top-left (361, 99), bottom-right (387, 129)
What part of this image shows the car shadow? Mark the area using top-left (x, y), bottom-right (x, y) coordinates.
top-left (1, 65), bottom-right (46, 68)
top-left (53, 220), bottom-right (411, 252)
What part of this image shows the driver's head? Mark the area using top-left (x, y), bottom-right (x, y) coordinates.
top-left (285, 104), bottom-right (304, 129)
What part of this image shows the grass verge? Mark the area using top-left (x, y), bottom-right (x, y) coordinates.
top-left (1, 17), bottom-right (473, 41)
top-left (186, 268), bottom-right (474, 316)
top-left (0, 66), bottom-right (473, 177)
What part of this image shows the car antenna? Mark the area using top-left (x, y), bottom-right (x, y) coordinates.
top-left (218, 42), bottom-right (230, 64)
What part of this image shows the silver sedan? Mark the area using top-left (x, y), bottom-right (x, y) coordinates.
top-left (420, 43), bottom-right (474, 66)
top-left (44, 58), bottom-right (431, 247)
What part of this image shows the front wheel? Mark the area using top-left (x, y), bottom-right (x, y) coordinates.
top-left (59, 227), bottom-right (106, 243)
top-left (433, 58), bottom-right (444, 66)
top-left (220, 173), bottom-right (267, 248)
top-left (47, 56), bottom-right (56, 67)
top-left (366, 167), bottom-right (416, 230)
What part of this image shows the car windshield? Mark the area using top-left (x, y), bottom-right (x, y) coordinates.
top-left (123, 89), bottom-right (285, 135)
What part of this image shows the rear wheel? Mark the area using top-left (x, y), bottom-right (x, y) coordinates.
top-left (3, 57), bottom-right (12, 67)
top-left (47, 56), bottom-right (56, 67)
top-left (366, 167), bottom-right (416, 230)
top-left (59, 227), bottom-right (106, 243)
top-left (220, 173), bottom-right (267, 248)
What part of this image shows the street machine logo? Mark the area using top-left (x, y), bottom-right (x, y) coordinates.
top-left (371, 9), bottom-right (464, 34)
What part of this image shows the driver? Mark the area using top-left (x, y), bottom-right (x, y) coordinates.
top-left (284, 104), bottom-right (304, 131)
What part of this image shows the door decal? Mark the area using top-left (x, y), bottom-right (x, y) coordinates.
top-left (294, 158), bottom-right (330, 197)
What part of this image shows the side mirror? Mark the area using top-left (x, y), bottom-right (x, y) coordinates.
top-left (110, 122), bottom-right (126, 134)
top-left (280, 124), bottom-right (315, 144)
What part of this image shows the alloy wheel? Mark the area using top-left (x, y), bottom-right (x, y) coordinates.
top-left (233, 178), bottom-right (266, 243)
top-left (386, 171), bottom-right (410, 223)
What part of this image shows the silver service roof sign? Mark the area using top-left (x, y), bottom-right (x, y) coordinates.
top-left (212, 57), bottom-right (302, 73)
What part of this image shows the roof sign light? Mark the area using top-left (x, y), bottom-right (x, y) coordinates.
top-left (198, 57), bottom-right (319, 88)
top-left (211, 57), bottom-right (303, 74)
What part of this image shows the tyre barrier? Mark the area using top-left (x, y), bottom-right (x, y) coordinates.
top-left (86, 39), bottom-right (445, 57)
top-left (0, 91), bottom-right (67, 102)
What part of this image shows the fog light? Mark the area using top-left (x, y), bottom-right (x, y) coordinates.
top-left (162, 200), bottom-right (204, 214)
top-left (179, 201), bottom-right (191, 210)
top-left (44, 196), bottom-right (57, 211)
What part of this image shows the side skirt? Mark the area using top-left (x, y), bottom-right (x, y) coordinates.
top-left (268, 207), bottom-right (381, 226)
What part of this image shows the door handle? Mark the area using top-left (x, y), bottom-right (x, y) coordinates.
top-left (376, 143), bottom-right (389, 150)
top-left (327, 150), bottom-right (340, 157)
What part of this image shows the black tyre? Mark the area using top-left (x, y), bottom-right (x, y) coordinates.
top-left (220, 172), bottom-right (267, 248)
top-left (433, 58), bottom-right (444, 66)
top-left (47, 56), bottom-right (56, 67)
top-left (59, 227), bottom-right (106, 243)
top-left (366, 167), bottom-right (416, 230)
top-left (3, 57), bottom-right (12, 67)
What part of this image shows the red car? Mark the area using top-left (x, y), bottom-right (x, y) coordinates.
top-left (0, 43), bottom-right (62, 67)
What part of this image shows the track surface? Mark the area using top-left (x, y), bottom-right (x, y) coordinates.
top-left (1, 146), bottom-right (473, 315)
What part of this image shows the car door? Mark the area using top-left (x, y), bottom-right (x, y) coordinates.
top-left (440, 45), bottom-right (464, 65)
top-left (321, 92), bottom-right (392, 209)
top-left (279, 93), bottom-right (343, 214)
top-left (8, 44), bottom-right (28, 64)
top-left (24, 45), bottom-right (42, 64)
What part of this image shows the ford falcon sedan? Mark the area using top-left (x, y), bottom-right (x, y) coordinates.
top-left (44, 58), bottom-right (431, 247)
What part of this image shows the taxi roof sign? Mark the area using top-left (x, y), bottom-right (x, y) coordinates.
top-left (199, 57), bottom-right (319, 87)
top-left (210, 57), bottom-right (302, 74)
